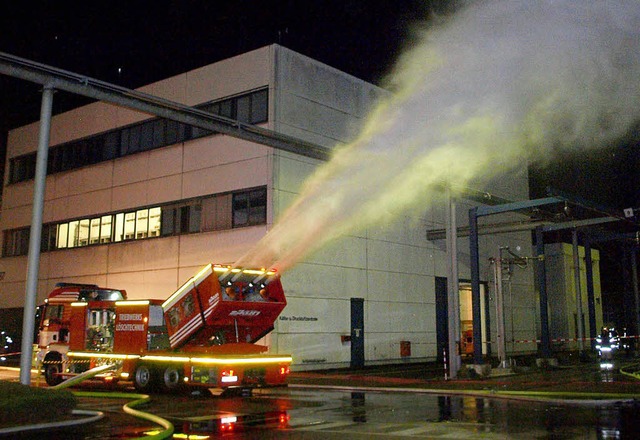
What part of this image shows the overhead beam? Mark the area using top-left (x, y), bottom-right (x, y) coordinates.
top-left (547, 187), bottom-right (625, 220)
top-left (427, 219), bottom-right (554, 240)
top-left (0, 51), bottom-right (331, 161)
top-left (541, 216), bottom-right (620, 232)
top-left (476, 196), bottom-right (565, 217)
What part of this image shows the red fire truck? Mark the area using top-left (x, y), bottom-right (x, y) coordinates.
top-left (37, 264), bottom-right (291, 393)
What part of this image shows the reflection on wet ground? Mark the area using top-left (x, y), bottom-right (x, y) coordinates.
top-left (148, 387), bottom-right (640, 439)
top-left (5, 358), bottom-right (640, 439)
top-left (32, 387), bottom-right (638, 439)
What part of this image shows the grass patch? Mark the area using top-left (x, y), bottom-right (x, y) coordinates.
top-left (0, 381), bottom-right (77, 428)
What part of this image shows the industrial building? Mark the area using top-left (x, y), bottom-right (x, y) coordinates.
top-left (1, 45), bottom-right (567, 370)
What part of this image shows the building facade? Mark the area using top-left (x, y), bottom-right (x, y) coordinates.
top-left (1, 45), bottom-right (538, 369)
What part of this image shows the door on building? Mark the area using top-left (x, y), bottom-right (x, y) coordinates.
top-left (435, 278), bottom-right (489, 360)
top-left (351, 298), bottom-right (364, 368)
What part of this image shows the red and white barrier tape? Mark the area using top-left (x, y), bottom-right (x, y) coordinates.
top-left (513, 335), bottom-right (640, 344)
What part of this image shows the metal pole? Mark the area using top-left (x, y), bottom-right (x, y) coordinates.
top-left (631, 246), bottom-right (640, 338)
top-left (535, 227), bottom-right (551, 358)
top-left (20, 85), bottom-right (54, 385)
top-left (445, 190), bottom-right (461, 378)
top-left (584, 236), bottom-right (597, 350)
top-left (572, 229), bottom-right (584, 352)
top-left (469, 207), bottom-right (483, 364)
top-left (443, 347), bottom-right (448, 380)
top-left (494, 251), bottom-right (507, 367)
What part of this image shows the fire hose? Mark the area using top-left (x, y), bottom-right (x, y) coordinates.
top-left (1, 363), bottom-right (174, 439)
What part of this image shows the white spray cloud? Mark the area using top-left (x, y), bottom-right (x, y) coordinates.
top-left (237, 0), bottom-right (640, 272)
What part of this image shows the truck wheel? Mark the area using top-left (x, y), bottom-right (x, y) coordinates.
top-left (133, 364), bottom-right (156, 392)
top-left (43, 353), bottom-right (64, 386)
top-left (161, 366), bottom-right (183, 392)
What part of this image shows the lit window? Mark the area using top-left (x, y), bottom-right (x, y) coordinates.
top-left (149, 207), bottom-right (161, 237)
top-left (124, 212), bottom-right (136, 240)
top-left (57, 224), bottom-right (69, 249)
top-left (136, 209), bottom-right (149, 239)
top-left (67, 221), bottom-right (79, 248)
top-left (114, 213), bottom-right (125, 242)
top-left (78, 219), bottom-right (90, 246)
top-left (90, 218), bottom-right (101, 244)
top-left (100, 216), bottom-right (112, 243)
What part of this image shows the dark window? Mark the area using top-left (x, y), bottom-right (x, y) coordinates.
top-left (250, 89), bottom-right (268, 123)
top-left (161, 208), bottom-right (177, 236)
top-left (233, 188), bottom-right (267, 228)
top-left (179, 206), bottom-right (190, 233)
top-left (140, 122), bottom-right (154, 151)
top-left (47, 147), bottom-right (60, 174)
top-left (152, 120), bottom-right (165, 149)
top-left (86, 137), bottom-right (102, 165)
top-left (165, 120), bottom-right (182, 145)
top-left (237, 96), bottom-right (251, 123)
top-left (103, 131), bottom-right (120, 160)
top-left (41, 224), bottom-right (57, 252)
top-left (189, 205), bottom-right (202, 232)
top-left (217, 99), bottom-right (234, 118)
top-left (3, 228), bottom-right (30, 257)
top-left (75, 141), bottom-right (89, 167)
top-left (44, 304), bottom-right (64, 321)
top-left (9, 155), bottom-right (36, 183)
top-left (122, 125), bottom-right (142, 155)
top-left (191, 125), bottom-right (213, 139)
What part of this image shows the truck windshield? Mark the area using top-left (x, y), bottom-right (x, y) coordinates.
top-left (79, 289), bottom-right (124, 301)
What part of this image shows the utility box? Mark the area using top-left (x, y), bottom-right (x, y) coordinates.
top-left (400, 340), bottom-right (411, 357)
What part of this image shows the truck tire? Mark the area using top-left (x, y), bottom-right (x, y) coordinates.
top-left (43, 352), bottom-right (64, 386)
top-left (133, 364), bottom-right (156, 392)
top-left (161, 365), bottom-right (184, 392)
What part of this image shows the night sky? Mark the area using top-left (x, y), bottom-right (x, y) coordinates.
top-left (0, 0), bottom-right (441, 131)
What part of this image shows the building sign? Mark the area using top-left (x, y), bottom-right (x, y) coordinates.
top-left (279, 316), bottom-right (318, 322)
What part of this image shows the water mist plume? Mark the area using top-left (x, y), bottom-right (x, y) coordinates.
top-left (237, 0), bottom-right (640, 273)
